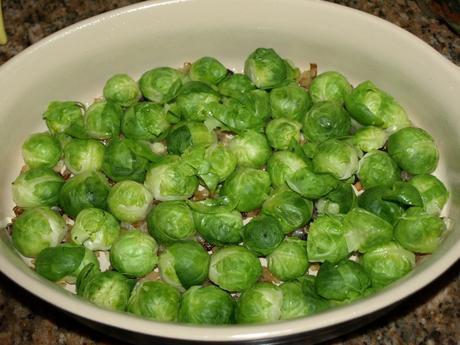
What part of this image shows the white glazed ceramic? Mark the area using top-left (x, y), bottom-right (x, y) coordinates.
top-left (0, 0), bottom-right (459, 343)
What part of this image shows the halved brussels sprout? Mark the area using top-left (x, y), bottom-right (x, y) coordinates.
top-left (315, 181), bottom-right (356, 215)
top-left (121, 102), bottom-right (170, 141)
top-left (312, 139), bottom-right (359, 180)
top-left (358, 186), bottom-right (404, 225)
top-left (242, 214), bottom-right (284, 256)
top-left (139, 67), bottom-right (182, 104)
top-left (286, 167), bottom-right (338, 200)
top-left (84, 100), bottom-right (123, 140)
top-left (189, 56), bottom-right (228, 85)
top-left (352, 126), bottom-right (387, 152)
top-left (265, 118), bottom-right (302, 150)
top-left (267, 238), bottom-right (308, 281)
top-left (43, 101), bottom-right (87, 138)
top-left (176, 81), bottom-right (220, 121)
top-left (229, 130), bottom-right (271, 168)
top-left (267, 151), bottom-right (309, 188)
top-left (193, 210), bottom-right (243, 246)
top-left (309, 71), bottom-right (352, 104)
top-left (63, 139), bottom-right (105, 175)
top-left (244, 48), bottom-right (287, 89)
top-left (270, 84), bottom-right (312, 122)
top-left (218, 73), bottom-right (256, 98)
top-left (22, 132), bottom-right (61, 168)
top-left (357, 150), bottom-right (401, 189)
top-left (103, 73), bottom-right (141, 107)
top-left (408, 174), bottom-right (449, 215)
top-left (166, 121), bottom-right (216, 155)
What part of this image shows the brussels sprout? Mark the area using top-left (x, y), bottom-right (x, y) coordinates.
top-left (121, 102), bottom-right (170, 141)
top-left (361, 242), bottom-right (415, 288)
top-left (166, 121), bottom-right (216, 155)
top-left (189, 56), bottom-right (228, 85)
top-left (267, 238), bottom-right (308, 281)
top-left (303, 101), bottom-right (351, 143)
top-left (222, 167), bottom-right (271, 212)
top-left (218, 73), bottom-right (256, 98)
top-left (43, 101), bottom-right (87, 138)
top-left (286, 167), bottom-right (338, 200)
top-left (22, 132), bottom-right (61, 168)
top-left (297, 275), bottom-right (331, 311)
top-left (316, 181), bottom-right (356, 215)
top-left (309, 71), bottom-right (352, 104)
top-left (12, 207), bottom-right (66, 258)
top-left (343, 208), bottom-right (394, 253)
top-left (265, 118), bottom-right (302, 150)
top-left (71, 208), bottom-right (120, 251)
top-left (244, 48), bottom-right (287, 89)
top-left (199, 144), bottom-right (237, 191)
top-left (144, 156), bottom-right (198, 201)
top-left (107, 181), bottom-right (153, 224)
top-left (312, 139), bottom-right (359, 180)
top-left (35, 243), bottom-right (99, 283)
top-left (242, 214), bottom-right (284, 256)
top-left (394, 207), bottom-right (445, 253)
top-left (307, 214), bottom-right (349, 263)
top-left (127, 280), bottom-right (181, 321)
top-left (352, 126), bottom-right (387, 152)
top-left (139, 67), bottom-right (182, 104)
top-left (159, 240), bottom-right (209, 290)
top-left (63, 139), bottom-right (105, 175)
top-left (12, 167), bottom-right (64, 208)
top-left (358, 186), bottom-right (404, 225)
top-left (175, 81), bottom-right (220, 121)
top-left (187, 195), bottom-right (237, 214)
top-left (315, 260), bottom-right (371, 301)
top-left (103, 73), bottom-right (141, 107)
top-left (59, 171), bottom-right (111, 218)
top-left (235, 283), bottom-right (283, 324)
top-left (110, 230), bottom-right (158, 277)
top-left (344, 81), bottom-right (411, 133)
top-left (382, 181), bottom-right (423, 207)
top-left (267, 151), bottom-right (309, 188)
top-left (270, 84), bottom-right (312, 122)
top-left (193, 210), bottom-right (243, 246)
top-left (357, 150), bottom-right (401, 189)
top-left (147, 201), bottom-right (195, 243)
top-left (84, 100), bottom-right (123, 140)
top-left (387, 127), bottom-right (439, 175)
top-left (262, 189), bottom-right (313, 234)
top-left (229, 130), bottom-right (271, 168)
top-left (280, 282), bottom-right (316, 320)
top-left (409, 174), bottom-right (449, 215)
top-left (209, 246), bottom-right (262, 292)
top-left (179, 285), bottom-right (234, 324)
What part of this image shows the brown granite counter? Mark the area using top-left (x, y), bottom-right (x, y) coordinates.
top-left (0, 1), bottom-right (459, 344)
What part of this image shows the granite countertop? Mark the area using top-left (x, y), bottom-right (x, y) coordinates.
top-left (0, 0), bottom-right (459, 344)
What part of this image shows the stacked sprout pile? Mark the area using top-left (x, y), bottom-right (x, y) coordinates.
top-left (8, 48), bottom-right (449, 324)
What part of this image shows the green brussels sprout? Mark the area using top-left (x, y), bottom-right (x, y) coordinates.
top-left (166, 121), bottom-right (216, 155)
top-left (229, 130), bottom-right (271, 168)
top-left (307, 214), bottom-right (349, 263)
top-left (343, 208), bottom-right (394, 253)
top-left (361, 241), bottom-right (415, 288)
top-left (344, 81), bottom-right (411, 133)
top-left (352, 126), bottom-right (387, 152)
top-left (12, 207), bottom-right (66, 258)
top-left (71, 208), bottom-right (120, 251)
top-left (147, 201), bottom-right (195, 243)
top-left (303, 101), bottom-right (351, 143)
top-left (267, 238), bottom-right (308, 281)
top-left (199, 144), bottom-right (237, 192)
top-left (175, 81), bottom-right (220, 121)
top-left (309, 71), bottom-right (352, 104)
top-left (208, 246), bottom-right (262, 292)
top-left (63, 139), bottom-right (105, 175)
top-left (189, 56), bottom-right (228, 85)
top-left (139, 67), bottom-right (182, 104)
top-left (12, 167), bottom-right (64, 208)
top-left (193, 210), bottom-right (243, 246)
top-left (358, 186), bottom-right (404, 225)
top-left (265, 118), bottom-right (302, 150)
top-left (22, 132), bottom-right (61, 168)
top-left (394, 207), bottom-right (445, 253)
top-left (387, 127), bottom-right (439, 175)
top-left (110, 230), bottom-right (158, 277)
top-left (127, 280), bottom-right (181, 322)
top-left (382, 181), bottom-right (423, 207)
top-left (262, 189), bottom-right (313, 234)
top-left (235, 283), bottom-right (283, 324)
top-left (242, 214), bottom-right (284, 256)
top-left (103, 73), bottom-right (141, 107)
top-left (267, 151), bottom-right (309, 188)
top-left (187, 195), bottom-right (237, 214)
top-left (357, 150), bottom-right (401, 189)
top-left (312, 139), bottom-right (359, 180)
top-left (59, 171), bottom-right (111, 218)
top-left (159, 240), bottom-right (209, 290)
top-left (244, 48), bottom-right (287, 89)
top-left (279, 282), bottom-right (316, 320)
top-left (270, 84), bottom-right (312, 122)
top-left (315, 260), bottom-right (371, 301)
top-left (179, 285), bottom-right (234, 324)
top-left (286, 167), bottom-right (338, 200)
top-left (315, 181), bottom-right (357, 215)
top-left (144, 156), bottom-right (198, 201)
top-left (35, 243), bottom-right (99, 283)
top-left (43, 101), bottom-right (87, 138)
top-left (222, 167), bottom-right (271, 212)
top-left (107, 181), bottom-right (153, 223)
top-left (408, 174), bottom-right (449, 215)
top-left (121, 102), bottom-right (170, 141)
top-left (84, 100), bottom-right (123, 140)
top-left (55, 132), bottom-right (73, 150)
top-left (217, 73), bottom-right (256, 98)
top-left (297, 275), bottom-right (331, 312)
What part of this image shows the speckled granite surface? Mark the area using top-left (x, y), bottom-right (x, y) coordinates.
top-left (0, 1), bottom-right (459, 344)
